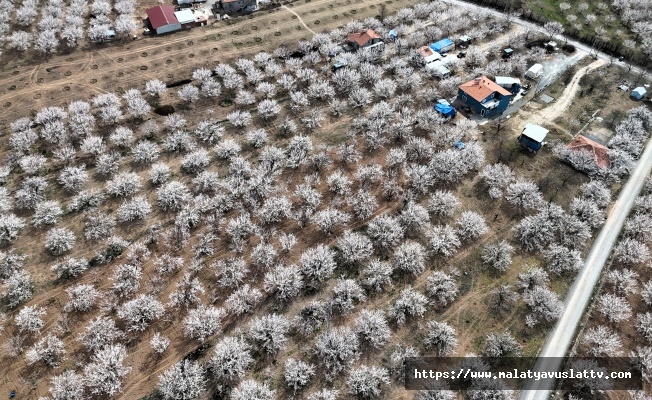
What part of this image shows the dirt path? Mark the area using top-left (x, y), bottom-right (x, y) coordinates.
top-left (477, 24), bottom-right (525, 52)
top-left (282, 4), bottom-right (318, 35)
top-left (516, 57), bottom-right (605, 133)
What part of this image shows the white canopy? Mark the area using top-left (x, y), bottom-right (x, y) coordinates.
top-left (174, 9), bottom-right (195, 24)
top-left (522, 123), bottom-right (549, 143)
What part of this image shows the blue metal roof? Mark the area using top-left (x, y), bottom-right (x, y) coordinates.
top-left (430, 38), bottom-right (454, 52)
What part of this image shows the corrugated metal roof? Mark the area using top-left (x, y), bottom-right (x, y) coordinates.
top-left (147, 5), bottom-right (179, 29)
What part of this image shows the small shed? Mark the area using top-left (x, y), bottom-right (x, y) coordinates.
top-left (429, 63), bottom-right (451, 79)
top-left (174, 9), bottom-right (196, 26)
top-left (631, 87), bottom-right (647, 100)
top-left (518, 123), bottom-right (548, 153)
top-left (525, 64), bottom-right (543, 79)
top-left (430, 38), bottom-right (455, 54)
top-left (435, 99), bottom-right (456, 118)
top-left (502, 48), bottom-right (514, 58)
top-left (459, 35), bottom-right (472, 47)
top-left (495, 76), bottom-right (521, 94)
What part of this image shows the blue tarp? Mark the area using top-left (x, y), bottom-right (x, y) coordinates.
top-left (430, 38), bottom-right (454, 53)
top-left (388, 29), bottom-right (397, 39)
top-left (435, 101), bottom-right (456, 117)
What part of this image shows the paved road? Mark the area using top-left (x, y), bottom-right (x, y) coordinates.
top-left (436, 1), bottom-right (652, 398)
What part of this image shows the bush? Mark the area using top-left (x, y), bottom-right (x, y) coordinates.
top-left (562, 43), bottom-right (575, 53)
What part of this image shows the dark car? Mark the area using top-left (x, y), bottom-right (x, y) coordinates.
top-left (457, 51), bottom-right (466, 58)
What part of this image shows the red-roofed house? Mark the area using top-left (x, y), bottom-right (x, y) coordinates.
top-left (345, 29), bottom-right (383, 50)
top-left (458, 76), bottom-right (513, 117)
top-left (567, 135), bottom-right (610, 169)
top-left (146, 5), bottom-right (181, 34)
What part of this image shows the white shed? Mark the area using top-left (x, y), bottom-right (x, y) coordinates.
top-left (631, 87), bottom-right (647, 100)
top-left (174, 9), bottom-right (195, 25)
top-left (495, 76), bottom-right (521, 88)
top-left (525, 64), bottom-right (543, 79)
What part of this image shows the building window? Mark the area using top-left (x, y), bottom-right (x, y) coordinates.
top-left (481, 109), bottom-right (486, 116)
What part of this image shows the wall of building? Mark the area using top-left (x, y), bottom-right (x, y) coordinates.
top-left (156, 23), bottom-right (182, 34)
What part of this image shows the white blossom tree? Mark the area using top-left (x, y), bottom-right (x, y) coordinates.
top-left (117, 294), bottom-right (165, 331)
top-left (354, 309), bottom-right (391, 348)
top-left (597, 293), bottom-right (632, 323)
top-left (314, 326), bottom-right (360, 380)
top-left (83, 344), bottom-right (131, 397)
top-left (158, 360), bottom-right (206, 400)
top-left (582, 325), bottom-right (622, 357)
top-left (208, 336), bottom-right (253, 385)
top-left (45, 227), bottom-right (76, 255)
top-left (523, 286), bottom-right (563, 327)
top-left (426, 271), bottom-right (459, 307)
top-left (423, 320), bottom-right (458, 356)
top-left (284, 358), bottom-right (315, 393)
top-left (347, 365), bottom-right (390, 399)
top-left (248, 313), bottom-right (291, 354)
top-left (388, 286), bottom-right (428, 325)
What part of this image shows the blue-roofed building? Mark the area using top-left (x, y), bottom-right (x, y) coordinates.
top-left (435, 99), bottom-right (456, 118)
top-left (430, 38), bottom-right (455, 54)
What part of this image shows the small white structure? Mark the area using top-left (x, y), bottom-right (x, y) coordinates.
top-left (174, 9), bottom-right (195, 25)
top-left (495, 76), bottom-right (521, 89)
top-left (525, 64), bottom-right (543, 79)
top-left (518, 123), bottom-right (549, 153)
top-left (631, 87), bottom-right (647, 100)
top-left (426, 61), bottom-right (451, 79)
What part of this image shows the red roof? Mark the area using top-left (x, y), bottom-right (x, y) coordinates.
top-left (459, 76), bottom-right (512, 102)
top-left (417, 46), bottom-right (434, 58)
top-left (346, 29), bottom-right (381, 47)
top-left (147, 5), bottom-right (179, 29)
top-left (567, 135), bottom-right (610, 169)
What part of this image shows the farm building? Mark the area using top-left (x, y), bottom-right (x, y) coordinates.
top-left (430, 38), bottom-right (455, 54)
top-left (566, 135), bottom-right (610, 169)
top-left (495, 76), bottom-right (521, 94)
top-left (518, 123), bottom-right (548, 153)
top-left (220, 0), bottom-right (257, 13)
top-left (146, 5), bottom-right (181, 34)
top-left (417, 46), bottom-right (442, 65)
top-left (457, 76), bottom-right (512, 117)
top-left (525, 64), bottom-right (544, 79)
top-left (631, 87), bottom-right (647, 100)
top-left (345, 29), bottom-right (384, 51)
